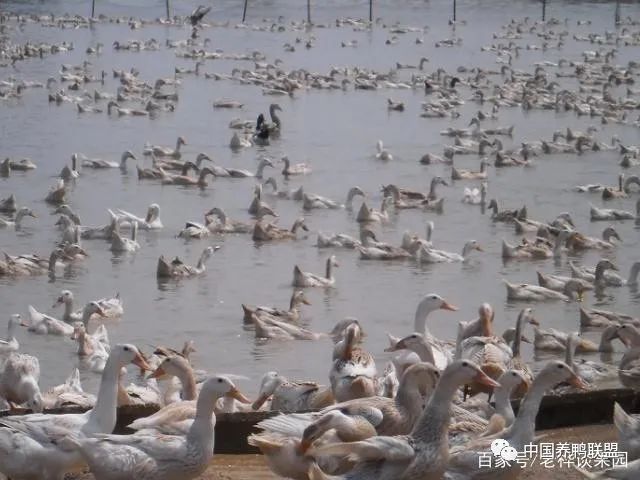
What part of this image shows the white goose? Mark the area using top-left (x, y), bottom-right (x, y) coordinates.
top-left (356, 197), bottom-right (393, 224)
top-left (0, 352), bottom-right (42, 412)
top-left (590, 199), bottom-right (639, 221)
top-left (0, 345), bottom-right (150, 480)
top-left (303, 187), bottom-right (365, 210)
top-left (64, 375), bottom-right (249, 480)
top-left (80, 151), bottom-right (136, 170)
top-left (110, 221), bottom-right (140, 252)
top-left (144, 136), bottom-right (186, 158)
top-left (0, 314), bottom-right (19, 355)
top-left (0, 207), bottom-right (37, 229)
top-left (375, 140), bottom-right (393, 161)
top-left (417, 240), bottom-right (483, 263)
top-left (115, 203), bottom-right (163, 230)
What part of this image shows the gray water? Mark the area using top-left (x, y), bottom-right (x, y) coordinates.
top-left (1, 0), bottom-right (639, 396)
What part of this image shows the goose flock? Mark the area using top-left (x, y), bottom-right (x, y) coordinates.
top-left (2, 1), bottom-right (640, 479)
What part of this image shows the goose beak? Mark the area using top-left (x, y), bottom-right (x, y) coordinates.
top-left (520, 377), bottom-right (531, 392)
top-left (226, 387), bottom-right (251, 404)
top-left (302, 298), bottom-right (312, 306)
top-left (384, 340), bottom-right (404, 352)
top-left (475, 245), bottom-right (484, 252)
top-left (251, 393), bottom-right (270, 410)
top-left (148, 366), bottom-right (166, 379)
top-left (133, 353), bottom-right (152, 372)
top-left (298, 438), bottom-right (312, 454)
top-left (29, 212), bottom-right (37, 218)
top-left (440, 301), bottom-right (458, 311)
top-left (569, 374), bottom-right (589, 390)
top-left (475, 371), bottom-right (500, 388)
top-left (53, 296), bottom-right (64, 308)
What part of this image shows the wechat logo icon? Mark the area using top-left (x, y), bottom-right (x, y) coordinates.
top-left (491, 439), bottom-right (518, 462)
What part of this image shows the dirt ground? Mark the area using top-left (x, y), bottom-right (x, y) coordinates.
top-left (106, 424), bottom-right (615, 480)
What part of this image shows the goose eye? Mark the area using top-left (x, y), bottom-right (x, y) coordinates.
top-left (124, 346), bottom-right (130, 352)
top-left (217, 378), bottom-right (223, 383)
top-left (557, 364), bottom-right (564, 369)
top-left (462, 361), bottom-right (469, 367)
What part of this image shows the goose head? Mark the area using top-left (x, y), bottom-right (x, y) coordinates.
top-left (200, 375), bottom-right (251, 406)
top-left (149, 355), bottom-right (191, 380)
top-left (145, 203), bottom-right (161, 223)
top-left (252, 371), bottom-right (287, 410)
top-left (291, 290), bottom-right (311, 308)
top-left (177, 136), bottom-right (187, 147)
top-left (111, 344), bottom-right (152, 372)
top-left (536, 360), bottom-right (587, 390)
top-left (54, 289), bottom-right (74, 307)
top-left (498, 369), bottom-right (530, 394)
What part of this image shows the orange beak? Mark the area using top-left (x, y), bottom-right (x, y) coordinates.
top-left (96, 306), bottom-right (107, 317)
top-left (302, 298), bottom-right (312, 306)
top-left (132, 353), bottom-right (152, 372)
top-left (440, 301), bottom-right (458, 312)
top-left (148, 365), bottom-right (166, 379)
top-left (474, 371), bottom-right (500, 388)
top-left (298, 438), bottom-right (312, 454)
top-left (226, 387), bottom-right (251, 404)
top-left (569, 374), bottom-right (589, 390)
top-left (475, 245), bottom-right (484, 252)
top-left (251, 393), bottom-right (270, 411)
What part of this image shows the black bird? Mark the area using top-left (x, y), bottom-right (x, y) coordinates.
top-left (189, 5), bottom-right (211, 26)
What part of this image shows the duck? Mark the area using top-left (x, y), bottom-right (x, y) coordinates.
top-left (110, 221), bottom-right (140, 252)
top-left (311, 360), bottom-right (499, 480)
top-left (445, 361), bottom-right (585, 480)
top-left (0, 345), bottom-right (150, 480)
top-left (80, 151), bottom-right (136, 170)
top-left (115, 203), bottom-right (163, 230)
top-left (156, 246), bottom-right (220, 278)
top-left (375, 140), bottom-right (393, 161)
top-left (281, 155), bottom-right (312, 176)
top-left (0, 207), bottom-right (37, 229)
top-left (417, 240), bottom-right (483, 263)
top-left (590, 199), bottom-right (639, 221)
top-left (356, 197), bottom-right (393, 224)
top-left (144, 136), bottom-right (186, 159)
top-left (451, 160), bottom-right (490, 180)
top-left (0, 315), bottom-right (19, 356)
top-left (293, 255), bottom-right (339, 288)
top-left (251, 371), bottom-right (334, 412)
top-left (242, 290), bottom-right (312, 325)
top-left (329, 321), bottom-right (378, 402)
top-left (504, 278), bottom-right (587, 302)
top-left (0, 352), bottom-right (42, 412)
top-left (253, 217), bottom-right (308, 241)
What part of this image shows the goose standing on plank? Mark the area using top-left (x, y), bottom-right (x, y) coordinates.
top-left (293, 255), bottom-right (339, 288)
top-left (0, 345), bottom-right (150, 480)
top-left (62, 375), bottom-right (249, 480)
top-left (144, 136), bottom-right (186, 158)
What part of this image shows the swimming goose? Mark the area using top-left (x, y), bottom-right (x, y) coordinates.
top-left (601, 174), bottom-right (628, 200)
top-left (153, 153), bottom-right (211, 172)
top-left (45, 178), bottom-right (67, 205)
top-left (310, 187), bottom-right (365, 211)
top-left (501, 231), bottom-right (566, 260)
top-left (0, 352), bottom-right (42, 412)
top-left (451, 160), bottom-right (490, 180)
top-left (0, 194), bottom-right (17, 214)
top-left (534, 326), bottom-right (598, 353)
top-left (205, 207), bottom-right (253, 234)
top-left (160, 166), bottom-right (215, 187)
top-left (72, 325), bottom-right (110, 373)
top-left (281, 155), bottom-right (312, 176)
top-left (382, 184), bottom-right (443, 211)
top-left (110, 221), bottom-right (140, 252)
top-left (0, 206), bottom-right (36, 229)
top-left (0, 345), bottom-right (150, 480)
top-left (311, 360), bottom-right (498, 480)
top-left (254, 217), bottom-right (308, 241)
top-left (356, 197), bottom-right (393, 224)
top-left (251, 313), bottom-right (326, 341)
top-left (375, 140), bottom-right (393, 161)
top-left (8, 158), bottom-right (37, 171)
top-left (571, 259), bottom-right (639, 288)
top-left (417, 240), bottom-right (483, 263)
top-left (263, 176), bottom-right (304, 199)
top-left (262, 103), bottom-right (283, 133)
top-left (317, 228), bottom-right (375, 249)
top-left (22, 304), bottom-right (79, 336)
top-left (357, 233), bottom-right (414, 260)
top-left (580, 307), bottom-right (637, 329)
top-left (53, 291), bottom-right (114, 326)
top-left (225, 157), bottom-right (274, 178)
top-left (563, 332), bottom-right (616, 386)
top-left (115, 203), bottom-right (163, 230)
top-left (293, 255), bottom-right (339, 288)
top-left (80, 151), bottom-right (136, 170)
top-left (242, 290), bottom-right (311, 325)
top-left (53, 204), bottom-right (81, 225)
top-left (41, 368), bottom-right (96, 410)
top-left (329, 322), bottom-right (378, 402)
top-left (79, 212), bottom-right (118, 240)
top-left (619, 347), bottom-right (640, 391)
top-left (504, 278), bottom-right (587, 302)
top-left (252, 371), bottom-right (334, 412)
top-left (248, 184), bottom-right (279, 218)
top-left (143, 136), bottom-right (186, 159)
top-left (462, 183), bottom-right (487, 205)
top-left (60, 154), bottom-right (80, 181)
top-left (445, 361), bottom-right (585, 480)
top-left (536, 270), bottom-right (592, 293)
top-left (107, 101), bottom-right (148, 116)
top-left (566, 227), bottom-right (621, 251)
top-left (156, 246), bottom-right (220, 278)
top-left (487, 198), bottom-right (525, 222)
top-left (66, 375), bottom-right (246, 480)
top-left (0, 315), bottom-right (19, 356)
top-left (590, 199), bottom-right (639, 221)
